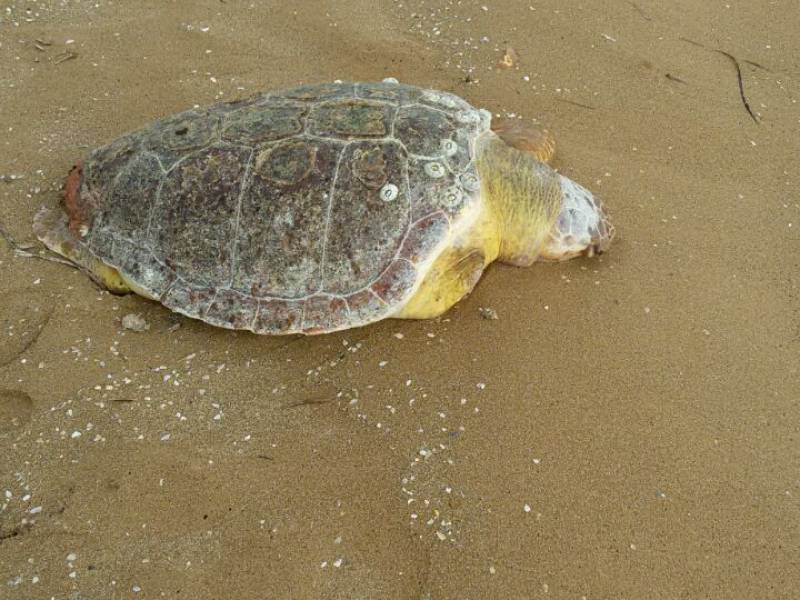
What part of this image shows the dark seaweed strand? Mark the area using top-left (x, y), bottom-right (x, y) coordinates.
top-left (718, 49), bottom-right (759, 123)
top-left (680, 37), bottom-right (760, 124)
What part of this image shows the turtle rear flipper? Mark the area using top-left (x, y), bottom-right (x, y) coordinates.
top-left (33, 205), bottom-right (131, 294)
top-left (396, 248), bottom-right (485, 319)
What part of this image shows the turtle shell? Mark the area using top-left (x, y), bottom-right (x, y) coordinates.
top-left (71, 81), bottom-right (491, 333)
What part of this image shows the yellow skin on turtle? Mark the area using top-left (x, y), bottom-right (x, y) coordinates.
top-left (398, 119), bottom-right (613, 319)
top-left (35, 117), bottom-right (614, 325)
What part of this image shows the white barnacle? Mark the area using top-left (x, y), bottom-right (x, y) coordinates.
top-left (459, 172), bottom-right (480, 191)
top-left (379, 183), bottom-right (399, 202)
top-left (424, 162), bottom-right (445, 178)
top-left (442, 186), bottom-right (462, 207)
top-left (440, 139), bottom-right (458, 157)
top-left (437, 95), bottom-right (458, 108)
top-left (382, 77), bottom-right (399, 84)
top-left (456, 110), bottom-right (481, 124)
top-left (422, 91), bottom-right (441, 103)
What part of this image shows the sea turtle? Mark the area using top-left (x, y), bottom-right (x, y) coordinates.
top-left (33, 80), bottom-right (614, 335)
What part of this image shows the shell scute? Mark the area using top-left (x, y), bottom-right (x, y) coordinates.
top-left (394, 105), bottom-right (457, 157)
top-left (370, 259), bottom-right (417, 305)
top-left (111, 239), bottom-right (175, 296)
top-left (254, 139), bottom-right (317, 186)
top-left (420, 89), bottom-right (472, 112)
top-left (84, 135), bottom-right (141, 195)
top-left (89, 153), bottom-right (162, 244)
top-left (399, 212), bottom-right (451, 264)
top-left (308, 99), bottom-right (394, 139)
top-left (232, 139), bottom-right (342, 299)
top-left (151, 144), bottom-right (250, 285)
top-left (144, 110), bottom-right (219, 167)
top-left (221, 102), bottom-right (307, 145)
top-left (345, 289), bottom-right (386, 324)
top-left (442, 128), bottom-right (474, 173)
top-left (204, 289), bottom-right (259, 330)
top-left (162, 279), bottom-right (215, 319)
top-left (407, 156), bottom-right (470, 222)
top-left (253, 298), bottom-right (304, 334)
top-left (355, 82), bottom-right (422, 104)
top-left (322, 140), bottom-right (409, 295)
top-left (301, 296), bottom-right (349, 333)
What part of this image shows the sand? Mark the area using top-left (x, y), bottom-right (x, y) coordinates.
top-left (1, 0), bottom-right (798, 597)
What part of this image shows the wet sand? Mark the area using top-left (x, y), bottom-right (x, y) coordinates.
top-left (1, 1), bottom-right (798, 597)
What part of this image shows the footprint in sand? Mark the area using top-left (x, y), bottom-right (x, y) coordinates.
top-left (0, 389), bottom-right (33, 433)
top-left (0, 289), bottom-right (52, 368)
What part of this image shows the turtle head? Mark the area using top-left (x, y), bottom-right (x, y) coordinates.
top-left (476, 132), bottom-right (614, 266)
top-left (537, 174), bottom-right (615, 262)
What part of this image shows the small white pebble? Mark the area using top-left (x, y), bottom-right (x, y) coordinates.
top-left (122, 313), bottom-right (149, 332)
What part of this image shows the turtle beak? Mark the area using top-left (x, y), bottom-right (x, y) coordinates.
top-left (538, 174), bottom-right (615, 261)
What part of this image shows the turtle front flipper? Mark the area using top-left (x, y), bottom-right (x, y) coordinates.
top-left (33, 205), bottom-right (132, 294)
top-left (491, 117), bottom-right (555, 164)
top-left (395, 247), bottom-right (485, 319)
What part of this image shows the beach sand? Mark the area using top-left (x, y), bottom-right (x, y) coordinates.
top-left (1, 0), bottom-right (798, 597)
